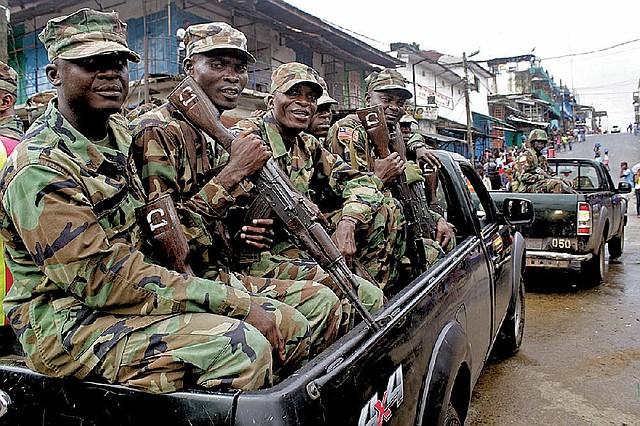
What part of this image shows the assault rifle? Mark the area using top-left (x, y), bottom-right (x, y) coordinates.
top-left (356, 105), bottom-right (442, 269)
top-left (168, 76), bottom-right (379, 331)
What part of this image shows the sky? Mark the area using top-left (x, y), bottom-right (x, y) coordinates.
top-left (283, 0), bottom-right (640, 129)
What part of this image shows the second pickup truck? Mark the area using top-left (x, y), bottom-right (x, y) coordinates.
top-left (491, 157), bottom-right (632, 285)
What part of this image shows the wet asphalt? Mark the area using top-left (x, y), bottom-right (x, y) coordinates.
top-left (467, 131), bottom-right (640, 425)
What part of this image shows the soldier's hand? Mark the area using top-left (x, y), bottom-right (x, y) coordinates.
top-left (217, 131), bottom-right (271, 189)
top-left (240, 218), bottom-right (275, 249)
top-left (245, 300), bottom-right (286, 362)
top-left (374, 152), bottom-right (404, 184)
top-left (415, 146), bottom-right (441, 171)
top-left (435, 217), bottom-right (455, 249)
top-left (332, 217), bottom-right (358, 261)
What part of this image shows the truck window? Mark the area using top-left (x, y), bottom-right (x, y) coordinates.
top-left (461, 165), bottom-right (497, 231)
top-left (552, 161), bottom-right (601, 191)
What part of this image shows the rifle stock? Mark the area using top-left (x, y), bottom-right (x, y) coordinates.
top-left (137, 194), bottom-right (194, 275)
top-left (356, 105), bottom-right (442, 268)
top-left (168, 76), bottom-right (379, 331)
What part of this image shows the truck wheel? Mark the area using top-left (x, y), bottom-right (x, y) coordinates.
top-left (608, 227), bottom-right (624, 260)
top-left (583, 240), bottom-right (605, 285)
top-left (492, 273), bottom-right (525, 359)
top-left (443, 403), bottom-right (462, 426)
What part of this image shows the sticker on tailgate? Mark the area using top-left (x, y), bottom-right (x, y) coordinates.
top-left (358, 366), bottom-right (403, 426)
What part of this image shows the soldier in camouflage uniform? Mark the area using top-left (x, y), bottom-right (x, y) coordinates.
top-left (0, 61), bottom-right (22, 324)
top-left (307, 77), bottom-right (338, 144)
top-left (130, 23), bottom-right (341, 355)
top-left (229, 62), bottom-right (385, 321)
top-left (0, 8), bottom-right (311, 394)
top-left (325, 69), bottom-right (455, 284)
top-left (514, 129), bottom-right (576, 194)
top-left (0, 61), bottom-right (24, 144)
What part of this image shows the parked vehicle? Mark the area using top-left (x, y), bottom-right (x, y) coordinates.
top-left (611, 125), bottom-right (621, 133)
top-left (0, 151), bottom-right (533, 426)
top-left (490, 158), bottom-right (631, 285)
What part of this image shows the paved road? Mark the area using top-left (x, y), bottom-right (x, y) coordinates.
top-left (466, 132), bottom-right (640, 425)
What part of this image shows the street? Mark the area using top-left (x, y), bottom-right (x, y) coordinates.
top-left (467, 132), bottom-right (640, 425)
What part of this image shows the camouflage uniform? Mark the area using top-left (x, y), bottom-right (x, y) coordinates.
top-left (232, 63), bottom-right (385, 321)
top-left (0, 61), bottom-right (23, 142)
top-left (514, 147), bottom-right (572, 193)
top-left (0, 61), bottom-right (22, 324)
top-left (130, 23), bottom-right (340, 355)
top-left (326, 117), bottom-right (445, 275)
top-left (131, 102), bottom-right (340, 355)
top-left (230, 110), bottom-right (384, 319)
top-left (0, 8), bottom-right (310, 394)
top-left (0, 115), bottom-right (24, 142)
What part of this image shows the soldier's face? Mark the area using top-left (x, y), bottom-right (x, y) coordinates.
top-left (48, 54), bottom-right (129, 117)
top-left (186, 51), bottom-right (248, 112)
top-left (308, 103), bottom-right (333, 138)
top-left (532, 140), bottom-right (546, 152)
top-left (400, 125), bottom-right (411, 142)
top-left (367, 90), bottom-right (406, 128)
top-left (272, 83), bottom-right (319, 133)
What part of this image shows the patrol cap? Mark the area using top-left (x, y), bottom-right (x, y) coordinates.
top-left (184, 22), bottom-right (256, 63)
top-left (270, 62), bottom-right (323, 96)
top-left (318, 91), bottom-right (338, 107)
top-left (399, 114), bottom-right (418, 126)
top-left (365, 68), bottom-right (412, 99)
top-left (39, 8), bottom-right (141, 63)
top-left (528, 128), bottom-right (548, 142)
top-left (0, 61), bottom-right (18, 95)
top-left (317, 76), bottom-right (338, 107)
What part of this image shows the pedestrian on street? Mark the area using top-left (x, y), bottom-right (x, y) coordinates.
top-left (620, 162), bottom-right (635, 186)
top-left (176, 19), bottom-right (190, 72)
top-left (634, 169), bottom-right (640, 216)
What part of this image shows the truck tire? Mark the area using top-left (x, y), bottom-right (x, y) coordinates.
top-left (608, 227), bottom-right (624, 260)
top-left (583, 240), bottom-right (605, 285)
top-left (492, 273), bottom-right (525, 359)
top-left (443, 403), bottom-right (462, 426)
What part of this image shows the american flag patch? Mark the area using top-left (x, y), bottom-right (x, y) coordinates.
top-left (337, 127), bottom-right (355, 141)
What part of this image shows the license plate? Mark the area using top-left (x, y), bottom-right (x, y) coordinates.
top-left (526, 238), bottom-right (544, 250)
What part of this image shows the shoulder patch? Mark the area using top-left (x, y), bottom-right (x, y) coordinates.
top-left (337, 127), bottom-right (355, 141)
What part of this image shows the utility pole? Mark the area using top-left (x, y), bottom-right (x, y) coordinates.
top-left (463, 52), bottom-right (473, 161)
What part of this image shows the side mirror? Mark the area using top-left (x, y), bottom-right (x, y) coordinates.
top-left (617, 181), bottom-right (632, 194)
top-left (501, 197), bottom-right (534, 225)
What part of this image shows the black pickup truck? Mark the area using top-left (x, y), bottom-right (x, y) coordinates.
top-left (0, 151), bottom-right (533, 425)
top-left (490, 157), bottom-right (631, 285)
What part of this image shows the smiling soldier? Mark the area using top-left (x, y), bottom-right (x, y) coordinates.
top-left (130, 23), bottom-right (342, 356)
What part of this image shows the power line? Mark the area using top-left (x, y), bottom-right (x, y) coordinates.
top-left (542, 37), bottom-right (640, 61)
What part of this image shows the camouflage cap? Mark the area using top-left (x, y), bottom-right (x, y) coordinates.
top-left (528, 128), bottom-right (548, 142)
top-left (316, 76), bottom-right (337, 107)
top-left (318, 91), bottom-right (338, 107)
top-left (270, 62), bottom-right (323, 96)
top-left (184, 22), bottom-right (256, 63)
top-left (365, 68), bottom-right (412, 99)
top-left (399, 114), bottom-right (418, 125)
top-left (39, 8), bottom-right (140, 63)
top-left (0, 61), bottom-right (18, 95)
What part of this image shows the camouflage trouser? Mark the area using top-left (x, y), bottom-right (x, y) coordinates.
top-left (329, 194), bottom-right (405, 290)
top-left (95, 295), bottom-right (310, 394)
top-left (523, 178), bottom-right (575, 194)
top-left (241, 256), bottom-right (342, 355)
top-left (249, 251), bottom-right (384, 333)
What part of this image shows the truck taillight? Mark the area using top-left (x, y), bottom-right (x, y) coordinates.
top-left (577, 202), bottom-right (591, 235)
